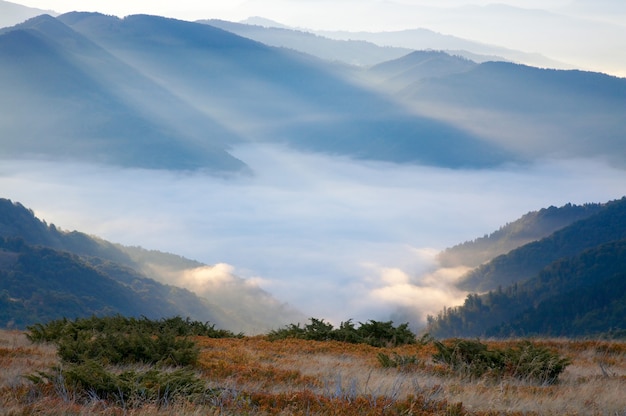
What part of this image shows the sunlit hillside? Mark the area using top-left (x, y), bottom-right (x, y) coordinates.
top-left (2, 322), bottom-right (626, 415)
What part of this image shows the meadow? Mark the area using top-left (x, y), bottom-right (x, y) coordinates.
top-left (1, 324), bottom-right (625, 415)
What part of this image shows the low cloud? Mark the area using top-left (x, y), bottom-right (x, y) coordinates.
top-left (1, 145), bottom-right (625, 331)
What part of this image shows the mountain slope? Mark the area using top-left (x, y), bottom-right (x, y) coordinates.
top-left (438, 202), bottom-right (605, 269)
top-left (457, 197), bottom-right (626, 292)
top-left (0, 198), bottom-right (304, 332)
top-left (488, 240), bottom-right (626, 337)
top-left (0, 235), bottom-right (228, 329)
top-left (426, 197), bottom-right (626, 338)
top-left (401, 61), bottom-right (626, 164)
top-left (3, 13), bottom-right (621, 170)
top-left (0, 15), bottom-right (245, 171)
top-left (316, 28), bottom-right (567, 70)
top-left (368, 50), bottom-right (477, 91)
top-left (428, 239), bottom-right (626, 338)
top-left (199, 19), bottom-right (412, 67)
top-left (55, 12), bottom-right (514, 168)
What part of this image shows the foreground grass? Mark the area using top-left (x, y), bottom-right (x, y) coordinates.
top-left (1, 329), bottom-right (626, 415)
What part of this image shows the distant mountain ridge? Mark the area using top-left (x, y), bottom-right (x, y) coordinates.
top-left (395, 61), bottom-right (626, 165)
top-left (2, 13), bottom-right (624, 171)
top-left (199, 19), bottom-right (413, 67)
top-left (0, 14), bottom-right (246, 171)
top-left (57, 12), bottom-right (510, 169)
top-left (367, 50), bottom-right (477, 91)
top-left (315, 28), bottom-right (569, 70)
top-left (427, 197), bottom-right (626, 338)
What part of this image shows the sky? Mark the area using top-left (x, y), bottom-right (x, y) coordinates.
top-left (7, 0), bottom-right (626, 76)
top-left (2, 146), bottom-right (626, 329)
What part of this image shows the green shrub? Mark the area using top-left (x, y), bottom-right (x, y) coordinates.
top-left (377, 352), bottom-right (420, 371)
top-left (357, 320), bottom-right (416, 347)
top-left (305, 318), bottom-right (335, 340)
top-left (267, 323), bottom-right (307, 341)
top-left (26, 315), bottom-right (242, 367)
top-left (504, 341), bottom-right (571, 384)
top-left (27, 361), bottom-right (207, 407)
top-left (432, 339), bottom-right (570, 384)
top-left (27, 315), bottom-right (240, 345)
top-left (433, 339), bottom-right (505, 379)
top-left (49, 321), bottom-right (199, 366)
top-left (25, 315), bottom-right (228, 407)
top-left (267, 318), bottom-right (416, 347)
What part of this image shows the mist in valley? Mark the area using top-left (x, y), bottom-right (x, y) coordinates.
top-left (2, 146), bottom-right (625, 331)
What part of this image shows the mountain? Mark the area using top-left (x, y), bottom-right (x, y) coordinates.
top-left (239, 16), bottom-right (291, 29)
top-left (458, 197), bottom-right (626, 292)
top-left (0, 15), bottom-right (245, 171)
top-left (199, 19), bottom-right (413, 67)
top-left (0, 198), bottom-right (304, 332)
top-left (0, 236), bottom-right (227, 329)
top-left (1, 13), bottom-right (624, 170)
top-left (397, 61), bottom-right (626, 165)
top-left (426, 197), bottom-right (626, 338)
top-left (489, 240), bottom-right (626, 337)
top-left (367, 50), bottom-right (477, 91)
top-left (428, 239), bottom-right (626, 338)
top-left (309, 2), bottom-right (624, 75)
top-left (54, 12), bottom-right (510, 169)
top-left (438, 203), bottom-right (605, 269)
top-left (0, 0), bottom-right (56, 28)
top-left (316, 28), bottom-right (568, 70)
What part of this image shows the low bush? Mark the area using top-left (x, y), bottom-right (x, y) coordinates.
top-left (377, 352), bottom-right (420, 371)
top-left (267, 318), bottom-right (416, 347)
top-left (27, 315), bottom-right (241, 345)
top-left (24, 315), bottom-right (233, 408)
top-left (504, 340), bottom-right (572, 384)
top-left (432, 338), bottom-right (570, 384)
top-left (28, 316), bottom-right (201, 366)
top-left (27, 361), bottom-right (207, 407)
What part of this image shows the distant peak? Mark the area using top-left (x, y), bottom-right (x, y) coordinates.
top-left (11, 13), bottom-right (56, 27)
top-left (57, 11), bottom-right (120, 25)
top-left (239, 16), bottom-right (291, 29)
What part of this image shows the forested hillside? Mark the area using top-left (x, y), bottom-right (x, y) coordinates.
top-left (457, 198), bottom-right (626, 292)
top-left (438, 202), bottom-right (603, 269)
top-left (427, 197), bottom-right (626, 338)
top-left (0, 236), bottom-right (227, 328)
top-left (0, 198), bottom-right (300, 332)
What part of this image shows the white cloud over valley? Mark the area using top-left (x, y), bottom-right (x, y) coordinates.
top-left (1, 146), bottom-right (625, 330)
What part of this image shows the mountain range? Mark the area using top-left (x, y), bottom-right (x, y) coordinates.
top-left (427, 197), bottom-right (626, 338)
top-left (4, 193), bottom-right (626, 339)
top-left (1, 8), bottom-right (626, 338)
top-left (1, 12), bottom-right (625, 172)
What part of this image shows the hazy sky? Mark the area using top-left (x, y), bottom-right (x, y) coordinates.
top-left (2, 0), bottom-right (583, 22)
top-left (8, 0), bottom-right (626, 75)
top-left (2, 146), bottom-right (626, 328)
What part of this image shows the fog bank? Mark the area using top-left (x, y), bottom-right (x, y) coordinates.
top-left (1, 145), bottom-right (625, 329)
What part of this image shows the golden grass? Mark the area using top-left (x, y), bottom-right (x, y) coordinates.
top-left (1, 330), bottom-right (626, 415)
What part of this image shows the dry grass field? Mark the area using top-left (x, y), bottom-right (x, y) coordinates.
top-left (1, 329), bottom-right (626, 415)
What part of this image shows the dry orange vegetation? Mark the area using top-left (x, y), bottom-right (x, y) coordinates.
top-left (1, 330), bottom-right (626, 415)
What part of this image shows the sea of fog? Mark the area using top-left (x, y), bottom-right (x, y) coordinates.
top-left (2, 144), bottom-right (626, 327)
